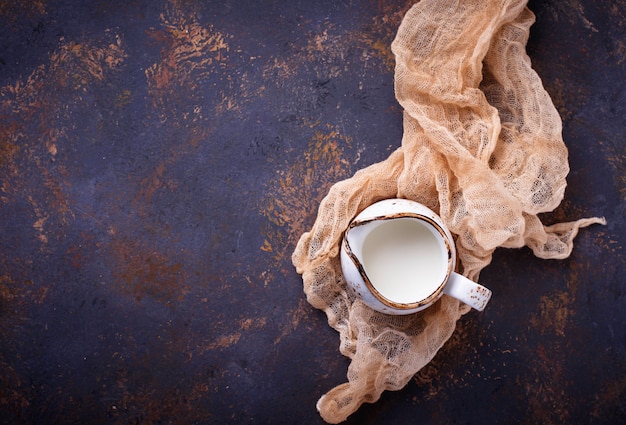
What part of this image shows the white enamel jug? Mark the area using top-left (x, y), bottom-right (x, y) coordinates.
top-left (340, 198), bottom-right (492, 315)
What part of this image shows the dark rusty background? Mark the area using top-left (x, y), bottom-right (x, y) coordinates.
top-left (1, 0), bottom-right (624, 424)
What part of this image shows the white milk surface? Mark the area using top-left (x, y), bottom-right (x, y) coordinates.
top-left (361, 218), bottom-right (447, 304)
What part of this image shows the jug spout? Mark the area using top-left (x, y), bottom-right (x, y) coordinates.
top-left (344, 219), bottom-right (384, 261)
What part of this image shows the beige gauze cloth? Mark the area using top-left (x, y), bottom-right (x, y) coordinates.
top-left (292, 0), bottom-right (606, 423)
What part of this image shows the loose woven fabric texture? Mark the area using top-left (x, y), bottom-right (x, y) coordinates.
top-left (291, 0), bottom-right (606, 423)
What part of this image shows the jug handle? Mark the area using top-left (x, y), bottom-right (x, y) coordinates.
top-left (443, 273), bottom-right (492, 311)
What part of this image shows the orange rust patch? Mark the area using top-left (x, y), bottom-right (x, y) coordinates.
top-left (605, 143), bottom-right (626, 198)
top-left (524, 342), bottom-right (572, 425)
top-left (592, 374), bottom-right (626, 419)
top-left (213, 71), bottom-right (266, 117)
top-left (362, 0), bottom-right (414, 71)
top-left (197, 316), bottom-right (268, 353)
top-left (109, 236), bottom-right (189, 303)
top-left (260, 124), bottom-right (352, 264)
top-left (109, 366), bottom-right (209, 424)
top-left (0, 357), bottom-right (31, 414)
top-left (1, 36), bottom-right (124, 113)
top-left (0, 122), bottom-right (21, 165)
top-left (615, 39), bottom-right (626, 65)
top-left (136, 161), bottom-right (176, 206)
top-left (240, 317), bottom-right (267, 331)
top-left (0, 122), bottom-right (22, 203)
top-left (259, 1), bottom-right (412, 82)
top-left (50, 38), bottom-right (126, 84)
top-left (145, 2), bottom-right (230, 122)
top-left (0, 269), bottom-right (50, 339)
top-left (0, 0), bottom-right (46, 20)
top-left (207, 333), bottom-right (242, 350)
top-left (530, 290), bottom-right (573, 337)
top-left (273, 298), bottom-right (312, 345)
top-left (0, 33), bottom-right (125, 247)
top-left (522, 260), bottom-right (600, 424)
top-left (115, 89), bottom-right (133, 109)
top-left (0, 274), bottom-right (19, 340)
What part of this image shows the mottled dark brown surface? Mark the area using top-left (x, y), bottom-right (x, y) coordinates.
top-left (1, 0), bottom-right (624, 424)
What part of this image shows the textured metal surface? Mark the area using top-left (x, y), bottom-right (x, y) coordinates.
top-left (1, 0), bottom-right (624, 424)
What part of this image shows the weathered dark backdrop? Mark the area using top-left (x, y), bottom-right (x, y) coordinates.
top-left (1, 0), bottom-right (624, 424)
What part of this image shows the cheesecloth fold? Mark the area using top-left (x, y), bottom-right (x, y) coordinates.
top-left (291, 0), bottom-right (606, 422)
